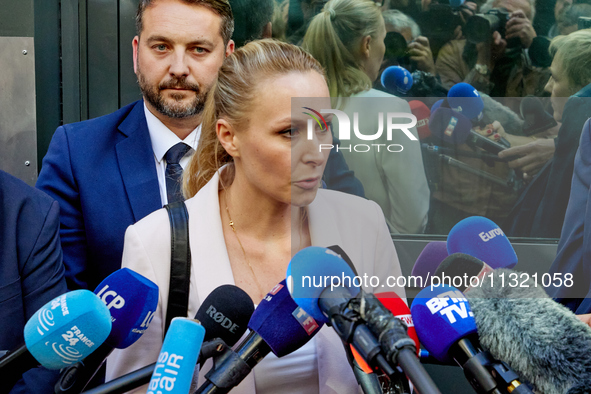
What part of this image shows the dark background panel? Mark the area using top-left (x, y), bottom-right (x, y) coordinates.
top-left (87, 0), bottom-right (120, 119)
top-left (119, 0), bottom-right (141, 107)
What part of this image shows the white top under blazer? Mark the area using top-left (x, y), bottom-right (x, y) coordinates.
top-left (106, 169), bottom-right (406, 393)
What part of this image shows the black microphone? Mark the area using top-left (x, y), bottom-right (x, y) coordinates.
top-left (196, 280), bottom-right (322, 394)
top-left (82, 285), bottom-right (254, 394)
top-left (465, 268), bottom-right (591, 394)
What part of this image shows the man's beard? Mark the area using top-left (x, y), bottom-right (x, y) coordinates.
top-left (137, 66), bottom-right (207, 119)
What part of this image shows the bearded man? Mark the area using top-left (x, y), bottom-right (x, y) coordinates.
top-left (37, 0), bottom-right (235, 291)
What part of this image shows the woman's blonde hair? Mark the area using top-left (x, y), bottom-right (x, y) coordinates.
top-left (183, 39), bottom-right (325, 197)
top-left (302, 0), bottom-right (383, 101)
top-left (550, 29), bottom-right (591, 91)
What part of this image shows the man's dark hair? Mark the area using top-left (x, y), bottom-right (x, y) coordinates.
top-left (136, 0), bottom-right (234, 45)
top-left (229, 0), bottom-right (274, 47)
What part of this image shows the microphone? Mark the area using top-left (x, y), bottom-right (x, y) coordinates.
top-left (54, 268), bottom-right (159, 393)
top-left (0, 290), bottom-right (111, 380)
top-left (196, 279), bottom-right (322, 393)
top-left (375, 292), bottom-right (420, 355)
top-left (381, 66), bottom-right (413, 95)
top-left (83, 284), bottom-right (254, 394)
top-left (465, 269), bottom-right (591, 394)
top-left (411, 285), bottom-right (532, 394)
top-left (447, 82), bottom-right (485, 122)
top-left (287, 246), bottom-right (442, 394)
top-left (447, 216), bottom-right (518, 269)
top-left (430, 107), bottom-right (509, 154)
top-left (148, 317), bottom-right (205, 394)
top-left (410, 241), bottom-right (449, 288)
top-left (410, 100), bottom-right (431, 140)
top-left (520, 96), bottom-right (557, 136)
top-left (447, 83), bottom-right (510, 148)
top-left (432, 253), bottom-right (494, 292)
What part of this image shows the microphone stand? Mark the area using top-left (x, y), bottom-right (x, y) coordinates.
top-left (319, 289), bottom-right (442, 394)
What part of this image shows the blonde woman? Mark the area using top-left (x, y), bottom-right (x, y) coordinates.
top-left (107, 39), bottom-right (405, 393)
top-left (302, 0), bottom-right (430, 234)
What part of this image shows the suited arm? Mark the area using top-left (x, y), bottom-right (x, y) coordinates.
top-left (323, 135), bottom-right (366, 198)
top-left (37, 126), bottom-right (89, 290)
top-left (106, 224), bottom-right (165, 393)
top-left (11, 201), bottom-right (68, 394)
top-left (548, 119), bottom-right (591, 309)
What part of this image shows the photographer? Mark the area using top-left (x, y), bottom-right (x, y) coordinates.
top-left (435, 0), bottom-right (550, 104)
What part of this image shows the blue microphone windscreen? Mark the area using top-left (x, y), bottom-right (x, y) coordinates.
top-left (248, 280), bottom-right (322, 357)
top-left (24, 290), bottom-right (112, 369)
top-left (411, 241), bottom-right (449, 287)
top-left (447, 83), bottom-right (484, 120)
top-left (429, 107), bottom-right (471, 145)
top-left (447, 216), bottom-right (518, 269)
top-left (94, 268), bottom-right (159, 348)
top-left (195, 284), bottom-right (254, 346)
top-left (286, 246), bottom-right (359, 323)
top-left (430, 99), bottom-right (444, 113)
top-left (148, 318), bottom-right (205, 394)
top-left (381, 66), bottom-right (413, 94)
top-left (410, 285), bottom-right (477, 363)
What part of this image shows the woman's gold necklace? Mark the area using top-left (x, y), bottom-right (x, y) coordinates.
top-left (224, 191), bottom-right (307, 302)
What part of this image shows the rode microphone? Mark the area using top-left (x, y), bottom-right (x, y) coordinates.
top-left (381, 66), bottom-right (413, 95)
top-left (147, 317), bottom-right (205, 394)
top-left (196, 279), bottom-right (322, 393)
top-left (433, 253), bottom-right (494, 292)
top-left (83, 284), bottom-right (254, 394)
top-left (195, 284), bottom-right (254, 346)
top-left (410, 241), bottom-right (449, 288)
top-left (287, 247), bottom-right (442, 394)
top-left (55, 268), bottom-right (159, 393)
top-left (411, 285), bottom-right (532, 394)
top-left (466, 269), bottom-right (591, 394)
top-left (0, 290), bottom-right (111, 380)
top-left (520, 96), bottom-right (557, 136)
top-left (447, 216), bottom-right (518, 269)
top-left (410, 100), bottom-right (431, 140)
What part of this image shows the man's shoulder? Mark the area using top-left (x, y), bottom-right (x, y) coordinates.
top-left (0, 170), bottom-right (54, 213)
top-left (61, 100), bottom-right (143, 136)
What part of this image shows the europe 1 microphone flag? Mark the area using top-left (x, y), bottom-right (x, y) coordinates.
top-left (148, 318), bottom-right (205, 394)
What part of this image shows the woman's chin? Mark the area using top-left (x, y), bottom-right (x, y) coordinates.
top-left (291, 188), bottom-right (320, 207)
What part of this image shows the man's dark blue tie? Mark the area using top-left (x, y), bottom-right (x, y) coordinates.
top-left (165, 142), bottom-right (192, 204)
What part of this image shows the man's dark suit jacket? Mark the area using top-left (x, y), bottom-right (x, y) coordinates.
top-left (0, 170), bottom-right (67, 393)
top-left (548, 119), bottom-right (591, 314)
top-left (504, 83), bottom-right (591, 238)
top-left (36, 100), bottom-right (162, 291)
